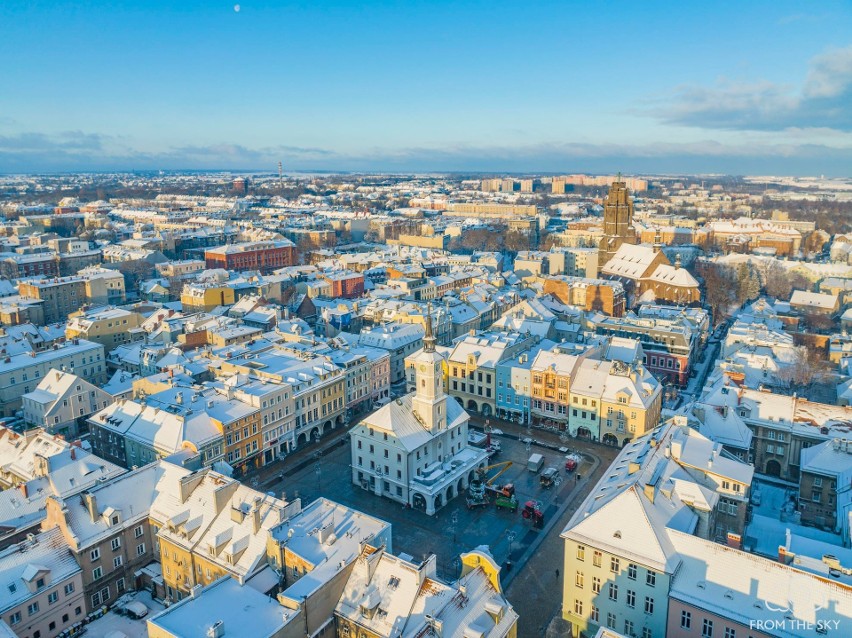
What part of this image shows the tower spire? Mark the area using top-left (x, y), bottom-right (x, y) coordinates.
top-left (424, 303), bottom-right (436, 352)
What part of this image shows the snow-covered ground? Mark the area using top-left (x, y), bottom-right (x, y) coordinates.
top-left (745, 480), bottom-right (843, 557)
top-left (83, 590), bottom-right (165, 638)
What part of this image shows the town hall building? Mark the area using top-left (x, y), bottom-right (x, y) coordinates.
top-left (350, 308), bottom-right (488, 515)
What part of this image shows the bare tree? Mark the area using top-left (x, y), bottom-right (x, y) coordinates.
top-left (764, 261), bottom-right (793, 300)
top-left (776, 346), bottom-right (830, 394)
top-left (695, 261), bottom-right (736, 327)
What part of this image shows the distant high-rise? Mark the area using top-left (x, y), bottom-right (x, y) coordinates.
top-left (598, 177), bottom-right (637, 267)
top-left (232, 177), bottom-right (249, 194)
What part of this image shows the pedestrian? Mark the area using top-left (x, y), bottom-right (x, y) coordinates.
top-left (555, 568), bottom-right (560, 579)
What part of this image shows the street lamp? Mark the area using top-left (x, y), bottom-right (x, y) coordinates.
top-left (506, 530), bottom-right (516, 561)
top-left (450, 511), bottom-right (459, 543)
top-left (315, 463), bottom-right (321, 492)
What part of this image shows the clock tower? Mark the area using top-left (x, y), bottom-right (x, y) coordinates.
top-left (411, 305), bottom-right (446, 432)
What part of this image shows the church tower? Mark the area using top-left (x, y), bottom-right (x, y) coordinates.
top-left (598, 175), bottom-right (637, 267)
top-left (411, 305), bottom-right (447, 432)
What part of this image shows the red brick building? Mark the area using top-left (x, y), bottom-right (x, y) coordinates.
top-left (204, 240), bottom-right (296, 273)
top-left (321, 271), bottom-right (365, 299)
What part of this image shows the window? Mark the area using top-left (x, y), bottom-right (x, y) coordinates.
top-left (610, 557), bottom-right (620, 573)
top-left (592, 577), bottom-right (601, 594)
top-left (681, 610), bottom-right (691, 629)
top-left (117, 578), bottom-right (125, 593)
top-left (93, 566), bottom-right (103, 580)
top-left (724, 629), bottom-right (736, 638)
top-left (137, 543), bottom-right (146, 556)
top-left (702, 618), bottom-right (714, 637)
top-left (591, 605), bottom-right (599, 622)
top-left (646, 570), bottom-right (656, 587)
top-left (575, 572), bottom-right (584, 588)
top-left (36, 577), bottom-right (45, 589)
top-left (113, 556), bottom-right (123, 568)
top-left (48, 591), bottom-right (58, 604)
top-left (27, 601), bottom-right (39, 616)
top-left (626, 589), bottom-right (636, 608)
top-left (624, 620), bottom-right (634, 637)
top-left (607, 612), bottom-right (617, 629)
top-left (9, 611), bottom-right (20, 625)
top-left (134, 525), bottom-right (144, 538)
top-left (90, 548), bottom-right (100, 561)
top-left (64, 583), bottom-right (75, 595)
top-left (642, 629), bottom-right (652, 638)
top-left (628, 563), bottom-right (637, 579)
top-left (608, 583), bottom-right (618, 601)
top-left (574, 599), bottom-right (583, 616)
top-left (644, 596), bottom-right (654, 614)
top-left (111, 537), bottom-right (121, 551)
top-left (576, 545), bottom-right (585, 561)
top-left (593, 550), bottom-right (602, 567)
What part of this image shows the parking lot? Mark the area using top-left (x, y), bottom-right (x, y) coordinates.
top-left (259, 429), bottom-right (598, 581)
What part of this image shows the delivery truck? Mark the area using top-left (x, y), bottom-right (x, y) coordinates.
top-left (527, 453), bottom-right (544, 473)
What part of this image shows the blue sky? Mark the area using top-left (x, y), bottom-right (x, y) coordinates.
top-left (1, 0), bottom-right (851, 174)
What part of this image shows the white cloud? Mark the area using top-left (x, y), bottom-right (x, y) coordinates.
top-left (649, 45), bottom-right (852, 132)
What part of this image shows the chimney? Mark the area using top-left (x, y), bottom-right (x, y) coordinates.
top-left (84, 492), bottom-right (98, 523)
top-left (70, 446), bottom-right (76, 461)
top-left (252, 497), bottom-right (262, 534)
top-left (19, 482), bottom-right (28, 499)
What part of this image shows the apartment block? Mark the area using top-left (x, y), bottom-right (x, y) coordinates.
top-left (0, 528), bottom-right (85, 638)
top-left (21, 369), bottom-right (114, 437)
top-left (65, 307), bottom-right (145, 351)
top-left (0, 338), bottom-right (107, 417)
top-left (204, 240), bottom-right (296, 273)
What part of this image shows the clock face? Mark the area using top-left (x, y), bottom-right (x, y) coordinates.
top-left (420, 364), bottom-right (427, 372)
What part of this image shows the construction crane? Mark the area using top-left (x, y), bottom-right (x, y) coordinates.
top-left (473, 461), bottom-right (514, 496)
top-left (477, 461), bottom-right (513, 485)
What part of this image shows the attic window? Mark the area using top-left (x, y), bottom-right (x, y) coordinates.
top-left (111, 515), bottom-right (119, 526)
top-left (8, 583), bottom-right (16, 594)
top-left (388, 576), bottom-right (400, 590)
top-left (613, 531), bottom-right (622, 539)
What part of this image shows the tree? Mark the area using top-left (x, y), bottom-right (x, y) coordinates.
top-left (801, 310), bottom-right (836, 334)
top-left (539, 231), bottom-right (557, 251)
top-left (504, 231), bottom-right (531, 253)
top-left (695, 261), bottom-right (736, 327)
top-left (776, 346), bottom-right (830, 395)
top-left (763, 261), bottom-right (793, 300)
top-left (735, 262), bottom-right (761, 304)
